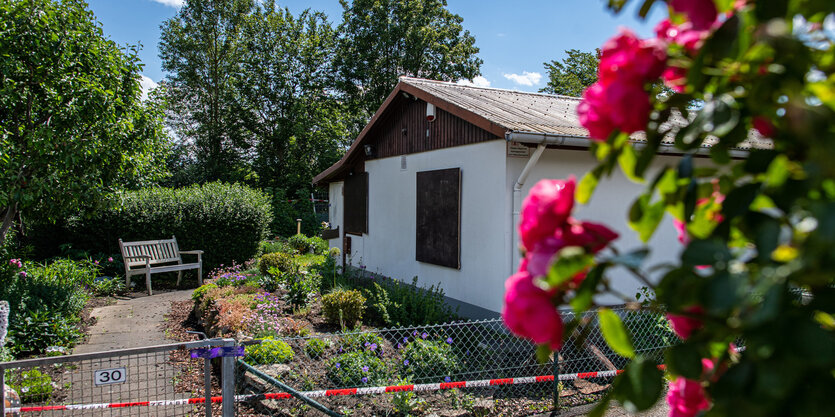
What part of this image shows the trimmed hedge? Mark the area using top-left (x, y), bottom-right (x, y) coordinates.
top-left (70, 182), bottom-right (272, 272)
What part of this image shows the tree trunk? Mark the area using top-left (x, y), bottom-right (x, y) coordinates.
top-left (0, 204), bottom-right (18, 248)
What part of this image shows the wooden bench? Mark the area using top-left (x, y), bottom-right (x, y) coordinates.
top-left (118, 236), bottom-right (203, 295)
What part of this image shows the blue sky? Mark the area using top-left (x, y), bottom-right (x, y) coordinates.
top-left (86, 0), bottom-right (666, 95)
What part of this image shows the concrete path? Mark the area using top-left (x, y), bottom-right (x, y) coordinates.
top-left (74, 290), bottom-right (193, 354)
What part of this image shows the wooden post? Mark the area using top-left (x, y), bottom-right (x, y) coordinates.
top-left (296, 219), bottom-right (302, 235)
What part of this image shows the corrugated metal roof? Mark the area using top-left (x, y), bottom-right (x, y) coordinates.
top-left (313, 77), bottom-right (772, 185)
top-left (401, 77), bottom-right (772, 149)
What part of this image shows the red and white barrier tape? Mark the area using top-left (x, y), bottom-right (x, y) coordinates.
top-left (7, 368), bottom-right (643, 413)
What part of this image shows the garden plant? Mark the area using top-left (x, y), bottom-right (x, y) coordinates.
top-left (502, 1), bottom-right (835, 416)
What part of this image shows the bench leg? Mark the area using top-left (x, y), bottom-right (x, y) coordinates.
top-left (146, 270), bottom-right (153, 296)
top-left (177, 271), bottom-right (183, 286)
top-left (198, 265), bottom-right (203, 286)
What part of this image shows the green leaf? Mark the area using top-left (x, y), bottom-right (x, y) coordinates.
top-left (599, 308), bottom-right (635, 358)
top-left (618, 144), bottom-right (642, 183)
top-left (764, 155), bottom-right (791, 188)
top-left (545, 247), bottom-right (595, 288)
top-left (608, 248), bottom-right (650, 269)
top-left (682, 239), bottom-right (731, 266)
top-left (722, 182), bottom-right (761, 219)
top-left (576, 167), bottom-right (601, 204)
top-left (570, 263), bottom-right (608, 313)
top-left (535, 344), bottom-right (553, 363)
top-left (666, 344), bottom-right (704, 380)
top-left (611, 356), bottom-right (664, 412)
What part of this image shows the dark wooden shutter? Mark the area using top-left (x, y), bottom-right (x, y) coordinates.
top-left (415, 168), bottom-right (461, 269)
top-left (344, 172), bottom-right (368, 235)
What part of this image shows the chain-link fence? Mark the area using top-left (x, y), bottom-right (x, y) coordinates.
top-left (0, 339), bottom-right (239, 416)
top-left (236, 307), bottom-right (676, 416)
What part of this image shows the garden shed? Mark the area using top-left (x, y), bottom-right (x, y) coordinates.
top-left (313, 77), bottom-right (768, 318)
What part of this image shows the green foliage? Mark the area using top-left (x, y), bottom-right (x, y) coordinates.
top-left (391, 380), bottom-right (428, 415)
top-left (284, 270), bottom-right (320, 309)
top-left (0, 0), bottom-right (170, 246)
top-left (308, 236), bottom-right (329, 255)
top-left (362, 283), bottom-right (400, 328)
top-left (10, 369), bottom-right (53, 403)
top-left (192, 283), bottom-right (219, 302)
top-left (73, 182), bottom-right (272, 272)
top-left (245, 337), bottom-right (294, 365)
top-left (367, 277), bottom-right (457, 327)
top-left (540, 49), bottom-right (600, 97)
top-left (304, 338), bottom-right (332, 359)
top-left (335, 0), bottom-right (482, 131)
top-left (259, 240), bottom-right (290, 256)
top-left (88, 276), bottom-right (125, 297)
top-left (322, 289), bottom-right (366, 327)
top-left (259, 252), bottom-right (295, 277)
top-left (288, 234), bottom-right (311, 253)
top-left (326, 350), bottom-right (387, 387)
top-left (401, 339), bottom-right (459, 382)
top-left (338, 332), bottom-right (385, 353)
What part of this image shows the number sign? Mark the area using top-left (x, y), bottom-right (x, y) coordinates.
top-left (94, 367), bottom-right (127, 386)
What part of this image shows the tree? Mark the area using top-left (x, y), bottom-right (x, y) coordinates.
top-left (505, 0), bottom-right (835, 415)
top-left (0, 0), bottom-right (170, 247)
top-left (235, 2), bottom-right (351, 194)
top-left (539, 49), bottom-right (600, 97)
top-left (159, 0), bottom-right (256, 183)
top-left (335, 0), bottom-right (483, 128)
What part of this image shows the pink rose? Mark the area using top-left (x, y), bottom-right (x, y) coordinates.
top-left (562, 220), bottom-right (619, 254)
top-left (667, 305), bottom-right (705, 339)
top-left (599, 29), bottom-right (667, 85)
top-left (108, 257), bottom-right (114, 262)
top-left (525, 236), bottom-right (567, 278)
top-left (19, 271), bottom-right (27, 278)
top-left (656, 19), bottom-right (710, 52)
top-left (663, 66), bottom-right (689, 93)
top-left (669, 0), bottom-right (718, 31)
top-left (673, 218), bottom-right (690, 245)
top-left (667, 376), bottom-right (710, 417)
top-left (752, 116), bottom-right (776, 138)
top-left (519, 178), bottom-right (576, 251)
top-left (502, 270), bottom-right (564, 350)
top-left (577, 83), bottom-right (617, 140)
top-left (578, 80), bottom-right (651, 139)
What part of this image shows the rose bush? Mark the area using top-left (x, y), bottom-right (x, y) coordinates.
top-left (504, 0), bottom-right (834, 415)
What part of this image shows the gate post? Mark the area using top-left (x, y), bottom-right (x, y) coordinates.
top-left (221, 355), bottom-right (235, 417)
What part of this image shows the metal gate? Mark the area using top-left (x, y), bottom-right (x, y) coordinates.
top-left (0, 338), bottom-right (239, 416)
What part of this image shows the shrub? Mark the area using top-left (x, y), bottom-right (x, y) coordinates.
top-left (326, 351), bottom-right (387, 387)
top-left (88, 275), bottom-right (125, 296)
top-left (192, 283), bottom-right (218, 302)
top-left (284, 269), bottom-right (320, 309)
top-left (338, 332), bottom-right (385, 354)
top-left (362, 283), bottom-right (401, 328)
top-left (245, 338), bottom-right (294, 365)
top-left (259, 239), bottom-right (290, 256)
top-left (376, 277), bottom-right (456, 327)
top-left (322, 289), bottom-right (366, 327)
top-left (10, 369), bottom-right (53, 403)
top-left (69, 182), bottom-right (273, 272)
top-left (304, 338), bottom-right (332, 359)
top-left (308, 236), bottom-right (328, 255)
top-left (209, 264), bottom-right (256, 288)
top-left (259, 252), bottom-right (295, 277)
top-left (288, 234), bottom-right (310, 253)
top-left (401, 339), bottom-right (459, 383)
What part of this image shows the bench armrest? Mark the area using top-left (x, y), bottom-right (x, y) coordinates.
top-left (179, 250), bottom-right (204, 255)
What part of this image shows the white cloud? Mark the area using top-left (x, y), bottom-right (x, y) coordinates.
top-left (503, 71), bottom-right (542, 87)
top-left (150, 0), bottom-right (185, 8)
top-left (456, 76), bottom-right (491, 88)
top-left (139, 75), bottom-right (158, 101)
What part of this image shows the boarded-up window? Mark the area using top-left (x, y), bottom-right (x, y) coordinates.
top-left (344, 172), bottom-right (368, 235)
top-left (416, 168), bottom-right (461, 269)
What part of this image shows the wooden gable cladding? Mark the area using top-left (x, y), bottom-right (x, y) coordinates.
top-left (366, 96), bottom-right (499, 159)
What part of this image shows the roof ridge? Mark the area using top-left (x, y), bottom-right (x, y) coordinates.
top-left (398, 76), bottom-right (583, 101)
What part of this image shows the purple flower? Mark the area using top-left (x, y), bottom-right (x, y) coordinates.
top-left (19, 271), bottom-right (26, 278)
top-left (108, 257), bottom-right (113, 262)
top-left (446, 337), bottom-right (453, 344)
top-left (335, 363), bottom-right (341, 368)
top-left (361, 377), bottom-right (368, 384)
top-left (444, 377), bottom-right (451, 383)
top-left (370, 343), bottom-right (377, 351)
top-left (364, 342), bottom-right (370, 347)
top-left (412, 331), bottom-right (418, 337)
top-left (421, 332), bottom-right (428, 339)
top-left (94, 260), bottom-right (99, 265)
top-left (362, 366), bottom-right (369, 372)
top-left (396, 343), bottom-right (403, 349)
top-left (403, 337), bottom-right (409, 343)
top-left (403, 359), bottom-right (409, 366)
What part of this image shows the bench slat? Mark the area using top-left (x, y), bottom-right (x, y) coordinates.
top-left (125, 263), bottom-right (201, 276)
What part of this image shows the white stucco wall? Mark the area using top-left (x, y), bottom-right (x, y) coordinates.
top-left (324, 142), bottom-right (690, 315)
top-left (508, 148), bottom-right (686, 305)
top-left (339, 140), bottom-right (511, 313)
